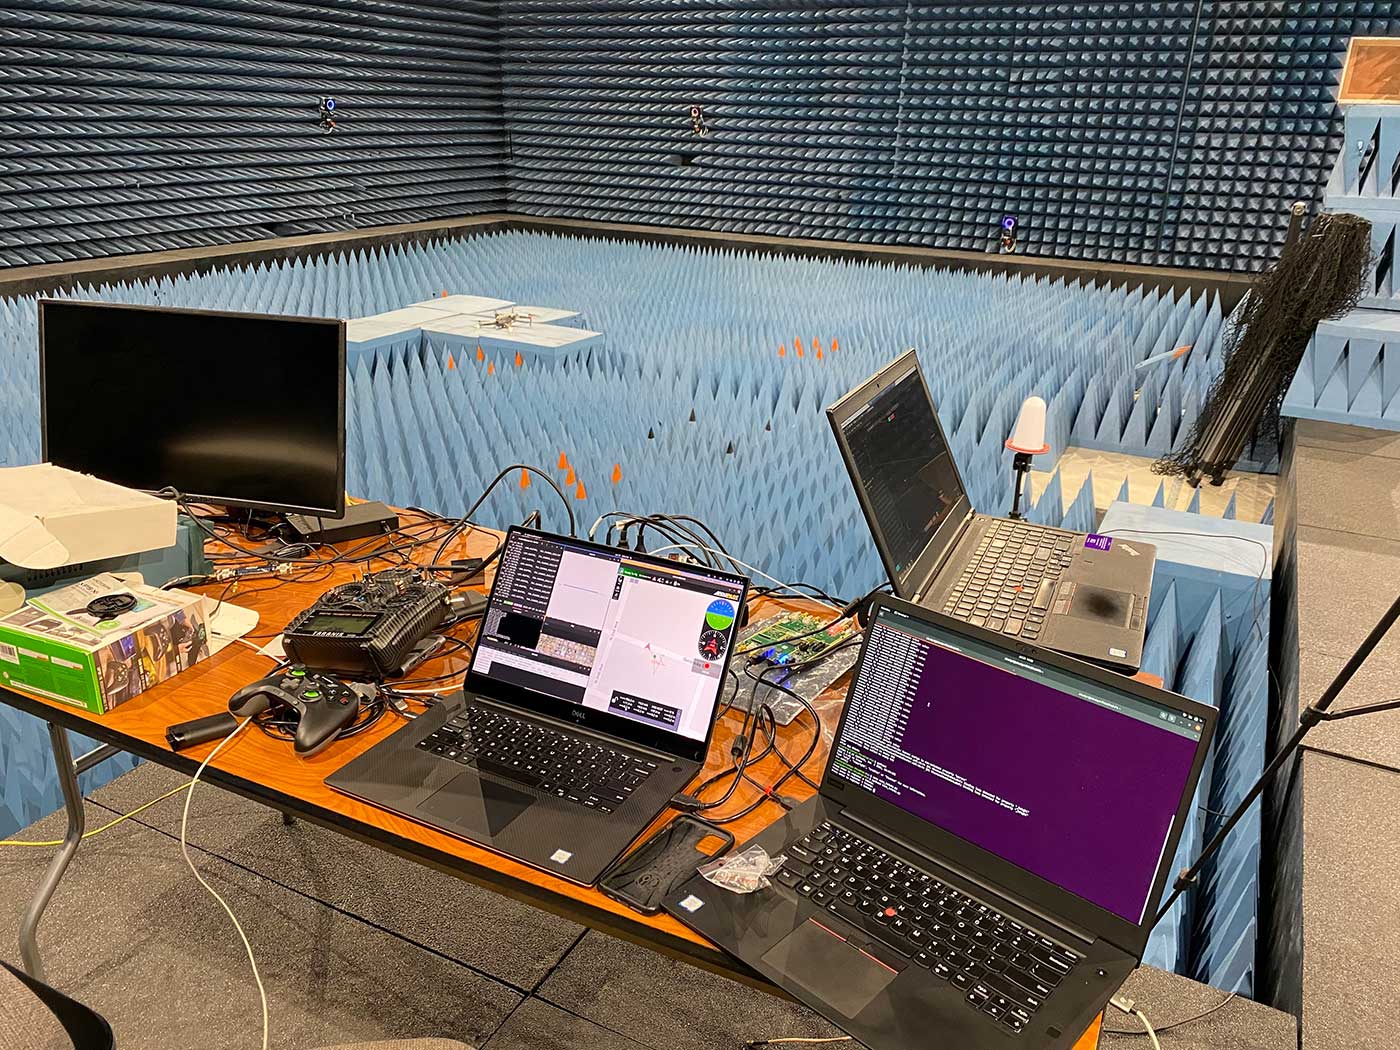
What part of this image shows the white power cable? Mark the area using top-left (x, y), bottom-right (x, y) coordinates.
top-left (1111, 992), bottom-right (1163, 1050)
top-left (1135, 1009), bottom-right (1162, 1050)
top-left (180, 717), bottom-right (269, 1050)
top-left (230, 636), bottom-right (279, 657)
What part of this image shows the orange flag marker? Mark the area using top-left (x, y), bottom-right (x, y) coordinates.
top-left (611, 463), bottom-right (622, 484)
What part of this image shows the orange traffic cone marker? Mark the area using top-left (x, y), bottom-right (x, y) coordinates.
top-left (514, 351), bottom-right (524, 368)
top-left (476, 344), bottom-right (485, 362)
top-left (575, 481), bottom-right (587, 500)
top-left (565, 467), bottom-right (576, 486)
top-left (778, 344), bottom-right (786, 357)
top-left (611, 464), bottom-right (622, 484)
top-left (487, 360), bottom-right (496, 375)
top-left (557, 452), bottom-right (569, 470)
top-left (831, 337), bottom-right (839, 353)
top-left (446, 352), bottom-right (456, 370)
top-left (519, 469), bottom-right (531, 489)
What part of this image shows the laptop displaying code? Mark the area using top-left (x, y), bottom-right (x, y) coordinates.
top-left (831, 607), bottom-right (1205, 923)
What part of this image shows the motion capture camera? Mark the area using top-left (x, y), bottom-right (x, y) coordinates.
top-left (999, 215), bottom-right (1018, 254)
top-left (689, 104), bottom-right (709, 137)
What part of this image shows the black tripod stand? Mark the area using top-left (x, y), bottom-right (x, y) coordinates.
top-left (1155, 589), bottom-right (1400, 926)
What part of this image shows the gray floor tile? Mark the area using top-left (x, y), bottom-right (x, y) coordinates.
top-left (0, 801), bottom-right (520, 1050)
top-left (1292, 445), bottom-right (1400, 540)
top-left (537, 931), bottom-right (857, 1050)
top-left (1293, 526), bottom-right (1400, 665)
top-left (1101, 967), bottom-right (1294, 1048)
top-left (1297, 645), bottom-right (1400, 770)
top-left (1294, 419), bottom-right (1400, 461)
top-left (88, 763), bottom-right (584, 988)
top-left (1302, 752), bottom-right (1400, 1049)
top-left (484, 997), bottom-right (648, 1050)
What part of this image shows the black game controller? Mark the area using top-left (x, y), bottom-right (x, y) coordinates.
top-left (227, 666), bottom-right (360, 757)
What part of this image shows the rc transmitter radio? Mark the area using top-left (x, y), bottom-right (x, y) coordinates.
top-left (282, 568), bottom-right (449, 678)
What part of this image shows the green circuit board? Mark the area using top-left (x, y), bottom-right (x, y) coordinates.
top-left (739, 611), bottom-right (857, 666)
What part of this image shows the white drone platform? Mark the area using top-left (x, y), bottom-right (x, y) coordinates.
top-left (346, 297), bottom-right (600, 367)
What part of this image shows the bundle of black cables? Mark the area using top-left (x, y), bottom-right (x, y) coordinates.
top-left (429, 464), bottom-right (576, 569)
top-left (673, 637), bottom-right (862, 825)
top-left (595, 511), bottom-right (742, 573)
top-left (1154, 211), bottom-right (1373, 480)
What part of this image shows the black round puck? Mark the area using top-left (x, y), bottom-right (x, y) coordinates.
top-left (86, 592), bottom-right (138, 620)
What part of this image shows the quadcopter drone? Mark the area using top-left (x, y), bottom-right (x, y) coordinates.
top-left (477, 309), bottom-right (536, 330)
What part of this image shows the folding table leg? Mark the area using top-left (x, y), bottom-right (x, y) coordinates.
top-left (18, 724), bottom-right (86, 982)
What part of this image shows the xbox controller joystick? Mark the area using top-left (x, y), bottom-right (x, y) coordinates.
top-left (228, 666), bottom-right (361, 757)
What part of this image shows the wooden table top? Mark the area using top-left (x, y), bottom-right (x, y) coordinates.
top-left (0, 510), bottom-right (1103, 1045)
top-left (0, 513), bottom-right (840, 981)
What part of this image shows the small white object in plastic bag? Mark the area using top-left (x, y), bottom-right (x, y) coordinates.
top-left (698, 844), bottom-right (786, 894)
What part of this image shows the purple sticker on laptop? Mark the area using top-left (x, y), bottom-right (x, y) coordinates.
top-left (1084, 534), bottom-right (1113, 552)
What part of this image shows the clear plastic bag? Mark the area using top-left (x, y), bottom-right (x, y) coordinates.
top-left (698, 844), bottom-right (786, 894)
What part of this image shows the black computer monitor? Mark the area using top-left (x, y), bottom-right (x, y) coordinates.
top-left (40, 300), bottom-right (346, 518)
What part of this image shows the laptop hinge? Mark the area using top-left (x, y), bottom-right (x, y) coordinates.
top-left (915, 508), bottom-right (977, 603)
top-left (840, 807), bottom-right (1096, 947)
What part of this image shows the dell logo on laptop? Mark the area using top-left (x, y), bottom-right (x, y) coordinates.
top-left (570, 709), bottom-right (586, 722)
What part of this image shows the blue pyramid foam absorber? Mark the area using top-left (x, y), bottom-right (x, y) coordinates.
top-left (0, 232), bottom-right (1273, 993)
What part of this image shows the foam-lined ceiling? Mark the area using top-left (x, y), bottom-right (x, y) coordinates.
top-left (0, 0), bottom-right (506, 266)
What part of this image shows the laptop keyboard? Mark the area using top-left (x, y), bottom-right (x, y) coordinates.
top-left (775, 821), bottom-right (1082, 1036)
top-left (416, 707), bottom-right (656, 813)
top-left (942, 520), bottom-right (1078, 640)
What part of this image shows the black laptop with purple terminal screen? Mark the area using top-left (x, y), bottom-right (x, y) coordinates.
top-left (828, 605), bottom-right (1206, 924)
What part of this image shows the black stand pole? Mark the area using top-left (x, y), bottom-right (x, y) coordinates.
top-left (1154, 589), bottom-right (1400, 926)
top-left (1008, 453), bottom-right (1032, 520)
top-left (1282, 200), bottom-right (1308, 253)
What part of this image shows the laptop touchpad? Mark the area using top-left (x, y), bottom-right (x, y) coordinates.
top-left (421, 772), bottom-right (535, 836)
top-left (761, 919), bottom-right (899, 1018)
top-left (1066, 584), bottom-right (1132, 627)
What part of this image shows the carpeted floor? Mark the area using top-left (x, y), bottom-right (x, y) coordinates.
top-left (0, 762), bottom-right (849, 1050)
top-left (0, 762), bottom-right (1294, 1050)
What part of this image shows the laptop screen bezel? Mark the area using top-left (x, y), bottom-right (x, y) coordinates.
top-left (819, 595), bottom-right (1217, 957)
top-left (825, 348), bottom-right (972, 600)
top-left (464, 526), bottom-right (749, 763)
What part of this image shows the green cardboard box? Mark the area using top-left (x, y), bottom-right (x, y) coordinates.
top-left (0, 572), bottom-right (209, 714)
